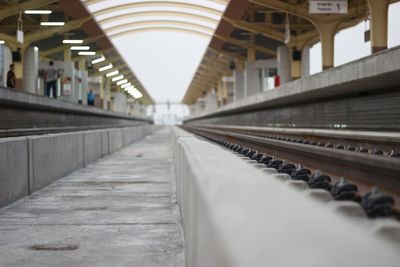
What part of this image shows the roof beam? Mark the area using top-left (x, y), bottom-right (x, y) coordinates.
top-left (0, 0), bottom-right (58, 21)
top-left (104, 20), bottom-right (214, 35)
top-left (222, 17), bottom-right (285, 42)
top-left (93, 1), bottom-right (223, 17)
top-left (85, 0), bottom-right (228, 5)
top-left (98, 10), bottom-right (219, 26)
top-left (24, 17), bottom-right (91, 48)
top-left (214, 34), bottom-right (276, 57)
top-left (40, 34), bottom-right (105, 57)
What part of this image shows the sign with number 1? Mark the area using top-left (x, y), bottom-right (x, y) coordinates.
top-left (309, 0), bottom-right (348, 14)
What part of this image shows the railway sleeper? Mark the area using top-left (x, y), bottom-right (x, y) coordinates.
top-left (215, 138), bottom-right (397, 220)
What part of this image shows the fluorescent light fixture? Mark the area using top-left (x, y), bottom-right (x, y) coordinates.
top-left (112, 75), bottom-right (124, 82)
top-left (117, 79), bottom-right (128, 86)
top-left (63, 39), bottom-right (83, 44)
top-left (70, 46), bottom-right (90, 50)
top-left (124, 86), bottom-right (143, 99)
top-left (78, 51), bottom-right (96, 56)
top-left (25, 10), bottom-right (52, 14)
top-left (0, 40), bottom-right (5, 44)
top-left (106, 70), bottom-right (119, 77)
top-left (40, 22), bottom-right (65, 26)
top-left (132, 90), bottom-right (143, 99)
top-left (98, 64), bottom-right (113, 72)
top-left (121, 83), bottom-right (131, 89)
top-left (91, 56), bottom-right (105, 64)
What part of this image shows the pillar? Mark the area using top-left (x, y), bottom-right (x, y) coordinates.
top-left (226, 80), bottom-right (234, 104)
top-left (247, 48), bottom-right (256, 63)
top-left (103, 77), bottom-right (111, 109)
top-left (244, 60), bottom-right (259, 97)
top-left (216, 80), bottom-right (223, 106)
top-left (204, 90), bottom-right (218, 112)
top-left (22, 46), bottom-right (39, 94)
top-left (63, 48), bottom-right (76, 101)
top-left (222, 76), bottom-right (233, 104)
top-left (301, 46), bottom-right (310, 78)
top-left (14, 51), bottom-right (24, 90)
top-left (0, 44), bottom-right (4, 86)
top-left (233, 58), bottom-right (245, 101)
top-left (78, 59), bottom-right (88, 104)
top-left (367, 0), bottom-right (389, 53)
top-left (277, 46), bottom-right (291, 84)
top-left (291, 53), bottom-right (302, 80)
top-left (316, 21), bottom-right (340, 70)
top-left (99, 76), bottom-right (105, 107)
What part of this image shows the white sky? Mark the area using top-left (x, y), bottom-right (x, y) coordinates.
top-left (86, 1), bottom-right (400, 104)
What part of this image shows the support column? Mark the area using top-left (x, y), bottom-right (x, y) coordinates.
top-left (244, 60), bottom-right (259, 97)
top-left (103, 77), bottom-right (111, 110)
top-left (63, 48), bottom-right (76, 101)
top-left (217, 80), bottom-right (224, 106)
top-left (0, 44), bottom-right (4, 86)
top-left (367, 0), bottom-right (389, 53)
top-left (1, 45), bottom-right (12, 87)
top-left (277, 46), bottom-right (291, 84)
top-left (291, 50), bottom-right (302, 80)
top-left (226, 80), bottom-right (234, 104)
top-left (233, 58), bottom-right (244, 101)
top-left (78, 59), bottom-right (88, 104)
top-left (99, 76), bottom-right (105, 107)
top-left (301, 46), bottom-right (310, 78)
top-left (247, 48), bottom-right (256, 63)
top-left (222, 76), bottom-right (233, 105)
top-left (315, 21), bottom-right (340, 70)
top-left (204, 90), bottom-right (218, 112)
top-left (22, 46), bottom-right (39, 94)
top-left (14, 50), bottom-right (24, 90)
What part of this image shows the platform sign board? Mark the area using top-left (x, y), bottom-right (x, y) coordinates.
top-left (309, 0), bottom-right (348, 14)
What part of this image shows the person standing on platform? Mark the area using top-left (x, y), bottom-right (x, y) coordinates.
top-left (87, 89), bottom-right (95, 106)
top-left (6, 64), bottom-right (16, 89)
top-left (45, 61), bottom-right (58, 98)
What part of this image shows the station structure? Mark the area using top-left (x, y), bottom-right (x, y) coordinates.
top-left (0, 1), bottom-right (400, 267)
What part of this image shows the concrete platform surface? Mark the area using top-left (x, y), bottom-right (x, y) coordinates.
top-left (0, 127), bottom-right (184, 267)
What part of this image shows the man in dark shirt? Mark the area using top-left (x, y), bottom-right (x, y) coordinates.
top-left (45, 61), bottom-right (58, 98)
top-left (7, 64), bottom-right (16, 88)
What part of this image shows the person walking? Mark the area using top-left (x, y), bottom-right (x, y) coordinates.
top-left (87, 89), bottom-right (95, 106)
top-left (45, 61), bottom-right (58, 98)
top-left (6, 64), bottom-right (16, 89)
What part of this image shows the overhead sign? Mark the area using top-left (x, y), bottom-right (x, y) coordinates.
top-left (309, 0), bottom-right (348, 14)
top-left (16, 30), bottom-right (24, 45)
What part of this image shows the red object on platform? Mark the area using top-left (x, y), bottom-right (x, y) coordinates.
top-left (274, 74), bottom-right (281, 87)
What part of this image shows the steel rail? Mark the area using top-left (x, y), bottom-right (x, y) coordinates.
top-left (0, 124), bottom-right (147, 138)
top-left (195, 124), bottom-right (400, 153)
top-left (184, 125), bottom-right (400, 215)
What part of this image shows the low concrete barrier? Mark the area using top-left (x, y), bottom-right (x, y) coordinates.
top-left (0, 137), bottom-right (29, 206)
top-left (29, 133), bottom-right (84, 192)
top-left (172, 127), bottom-right (400, 267)
top-left (0, 125), bottom-right (152, 207)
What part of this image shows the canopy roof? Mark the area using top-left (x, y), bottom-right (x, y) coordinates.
top-left (0, 0), bottom-right (155, 104)
top-left (182, 0), bottom-right (398, 104)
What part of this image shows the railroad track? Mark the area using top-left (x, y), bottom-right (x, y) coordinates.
top-left (183, 125), bottom-right (400, 220)
top-left (0, 124), bottom-right (145, 138)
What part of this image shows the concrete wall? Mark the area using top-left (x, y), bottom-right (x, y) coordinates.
top-left (0, 137), bottom-right (29, 206)
top-left (172, 127), bottom-right (400, 267)
top-left (0, 125), bottom-right (152, 207)
top-left (185, 46), bottom-right (400, 125)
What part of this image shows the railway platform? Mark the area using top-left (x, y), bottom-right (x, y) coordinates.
top-left (0, 127), bottom-right (184, 267)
